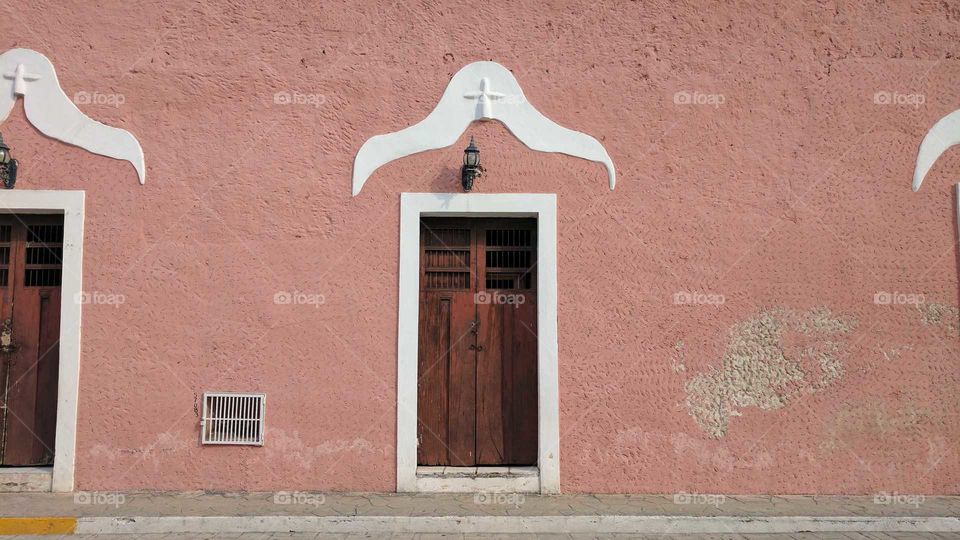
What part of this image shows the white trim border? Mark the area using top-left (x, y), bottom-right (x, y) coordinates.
top-left (0, 190), bottom-right (84, 492)
top-left (397, 193), bottom-right (559, 494)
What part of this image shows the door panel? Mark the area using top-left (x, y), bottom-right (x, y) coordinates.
top-left (416, 295), bottom-right (449, 465)
top-left (3, 284), bottom-right (42, 465)
top-left (504, 300), bottom-right (538, 464)
top-left (417, 221), bottom-right (478, 466)
top-left (475, 301), bottom-right (504, 464)
top-left (417, 217), bottom-right (538, 467)
top-left (445, 292), bottom-right (477, 466)
top-left (0, 223), bottom-right (12, 463)
top-left (33, 289), bottom-right (60, 463)
top-left (477, 280), bottom-right (538, 464)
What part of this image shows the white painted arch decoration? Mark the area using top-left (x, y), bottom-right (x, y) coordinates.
top-left (0, 48), bottom-right (145, 184)
top-left (913, 107), bottom-right (960, 192)
top-left (352, 61), bottom-right (615, 196)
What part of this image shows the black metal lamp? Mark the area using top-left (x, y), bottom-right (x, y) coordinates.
top-left (461, 136), bottom-right (482, 191)
top-left (0, 134), bottom-right (17, 190)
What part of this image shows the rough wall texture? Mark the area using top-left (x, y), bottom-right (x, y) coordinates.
top-left (0, 0), bottom-right (958, 494)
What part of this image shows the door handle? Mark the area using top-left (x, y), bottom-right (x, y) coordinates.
top-left (0, 318), bottom-right (15, 354)
top-left (469, 344), bottom-right (484, 352)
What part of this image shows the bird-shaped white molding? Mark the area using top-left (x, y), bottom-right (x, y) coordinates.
top-left (913, 107), bottom-right (960, 192)
top-left (0, 48), bottom-right (145, 184)
top-left (352, 61), bottom-right (615, 196)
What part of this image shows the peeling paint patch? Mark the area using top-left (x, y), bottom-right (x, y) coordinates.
top-left (671, 340), bottom-right (686, 373)
top-left (88, 431), bottom-right (189, 464)
top-left (821, 399), bottom-right (938, 457)
top-left (262, 430), bottom-right (389, 469)
top-left (612, 428), bottom-right (774, 471)
top-left (684, 307), bottom-right (857, 439)
top-left (919, 302), bottom-right (960, 335)
top-left (879, 344), bottom-right (912, 361)
top-left (797, 307), bottom-right (856, 335)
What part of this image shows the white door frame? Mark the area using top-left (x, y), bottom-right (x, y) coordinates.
top-left (396, 192), bottom-right (560, 494)
top-left (0, 190), bottom-right (84, 492)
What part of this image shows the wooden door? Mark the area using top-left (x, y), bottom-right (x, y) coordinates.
top-left (417, 218), bottom-right (538, 466)
top-left (0, 216), bottom-right (63, 466)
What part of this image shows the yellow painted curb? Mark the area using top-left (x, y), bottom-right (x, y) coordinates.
top-left (0, 517), bottom-right (76, 535)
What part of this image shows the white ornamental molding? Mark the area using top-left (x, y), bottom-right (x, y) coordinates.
top-left (913, 107), bottom-right (960, 192)
top-left (352, 61), bottom-right (615, 196)
top-left (912, 107), bottom-right (960, 241)
top-left (0, 48), bottom-right (145, 184)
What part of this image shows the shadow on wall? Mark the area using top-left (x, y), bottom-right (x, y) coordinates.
top-left (430, 165), bottom-right (462, 193)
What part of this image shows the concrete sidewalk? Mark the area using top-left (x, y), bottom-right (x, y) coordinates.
top-left (0, 492), bottom-right (958, 535)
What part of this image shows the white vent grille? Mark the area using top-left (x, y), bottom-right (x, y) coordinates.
top-left (201, 392), bottom-right (265, 445)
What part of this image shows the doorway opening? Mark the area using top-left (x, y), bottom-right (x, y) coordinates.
top-left (0, 215), bottom-right (63, 468)
top-left (0, 191), bottom-right (84, 493)
top-left (417, 218), bottom-right (538, 468)
top-left (397, 193), bottom-right (559, 494)
top-left (0, 215), bottom-right (64, 494)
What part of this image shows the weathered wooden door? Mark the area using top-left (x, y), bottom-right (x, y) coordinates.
top-left (417, 218), bottom-right (538, 466)
top-left (0, 216), bottom-right (63, 466)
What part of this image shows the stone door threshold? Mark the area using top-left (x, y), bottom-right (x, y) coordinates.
top-left (415, 466), bottom-right (539, 492)
top-left (0, 467), bottom-right (53, 493)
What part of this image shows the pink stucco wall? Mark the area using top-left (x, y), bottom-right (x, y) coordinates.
top-left (1, 0), bottom-right (959, 494)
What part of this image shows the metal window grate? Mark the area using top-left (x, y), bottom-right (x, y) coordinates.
top-left (24, 223), bottom-right (64, 287)
top-left (423, 226), bottom-right (472, 291)
top-left (201, 392), bottom-right (265, 445)
top-left (484, 228), bottom-right (535, 290)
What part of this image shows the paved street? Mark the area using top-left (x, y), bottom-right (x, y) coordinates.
top-left (6, 533), bottom-right (960, 539)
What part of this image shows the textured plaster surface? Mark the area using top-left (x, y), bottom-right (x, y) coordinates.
top-left (0, 0), bottom-right (958, 494)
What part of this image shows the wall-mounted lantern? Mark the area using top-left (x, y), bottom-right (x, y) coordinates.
top-left (0, 133), bottom-right (17, 190)
top-left (461, 136), bottom-right (482, 191)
